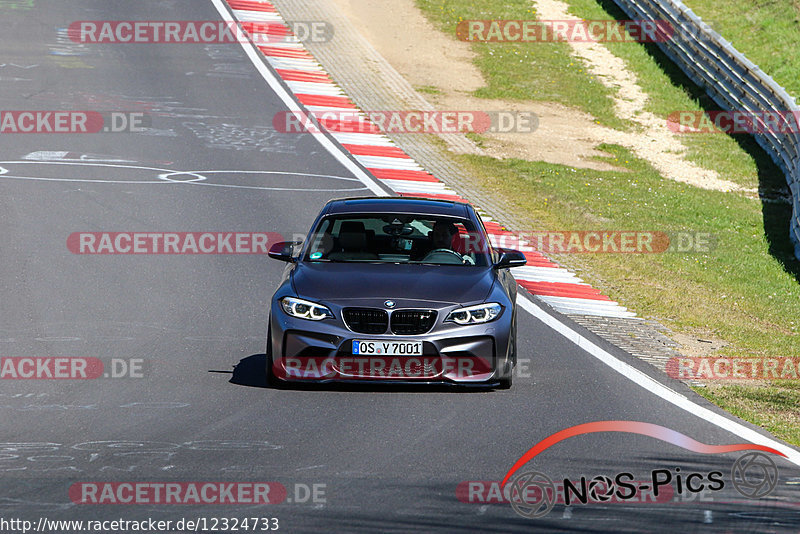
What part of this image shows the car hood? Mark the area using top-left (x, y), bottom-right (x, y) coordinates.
top-left (291, 262), bottom-right (495, 306)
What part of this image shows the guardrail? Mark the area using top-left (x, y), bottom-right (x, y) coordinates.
top-left (610, 0), bottom-right (800, 259)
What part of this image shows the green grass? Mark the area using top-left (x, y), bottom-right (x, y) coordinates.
top-left (701, 384), bottom-right (800, 446)
top-left (414, 0), bottom-right (800, 446)
top-left (679, 0), bottom-right (800, 102)
top-left (415, 85), bottom-right (443, 95)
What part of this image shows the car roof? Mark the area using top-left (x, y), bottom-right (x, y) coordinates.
top-left (322, 196), bottom-right (471, 217)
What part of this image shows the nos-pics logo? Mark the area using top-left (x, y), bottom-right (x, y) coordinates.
top-left (502, 421), bottom-right (784, 519)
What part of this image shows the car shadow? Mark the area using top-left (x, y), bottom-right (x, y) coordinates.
top-left (228, 353), bottom-right (269, 388)
top-left (226, 353), bottom-right (494, 393)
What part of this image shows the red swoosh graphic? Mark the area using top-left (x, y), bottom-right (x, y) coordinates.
top-left (501, 421), bottom-right (786, 487)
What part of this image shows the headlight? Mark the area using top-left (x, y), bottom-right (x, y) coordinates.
top-left (445, 303), bottom-right (503, 325)
top-left (280, 297), bottom-right (333, 321)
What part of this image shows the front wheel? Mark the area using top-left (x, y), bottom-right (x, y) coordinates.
top-left (497, 316), bottom-right (517, 389)
top-left (265, 322), bottom-right (282, 388)
top-left (497, 374), bottom-right (512, 390)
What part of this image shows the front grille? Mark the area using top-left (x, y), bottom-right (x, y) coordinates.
top-left (343, 308), bottom-right (388, 334)
top-left (390, 310), bottom-right (437, 335)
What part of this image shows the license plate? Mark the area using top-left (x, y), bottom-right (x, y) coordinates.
top-left (352, 340), bottom-right (423, 356)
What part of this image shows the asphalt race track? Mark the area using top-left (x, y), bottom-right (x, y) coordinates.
top-left (0, 1), bottom-right (799, 532)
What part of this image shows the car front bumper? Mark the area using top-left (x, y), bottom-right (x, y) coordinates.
top-left (268, 304), bottom-right (512, 385)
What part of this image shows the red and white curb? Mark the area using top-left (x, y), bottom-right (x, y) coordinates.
top-left (222, 0), bottom-right (636, 319)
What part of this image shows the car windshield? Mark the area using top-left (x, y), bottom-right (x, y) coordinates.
top-left (303, 215), bottom-right (492, 266)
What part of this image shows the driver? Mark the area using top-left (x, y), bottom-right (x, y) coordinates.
top-left (412, 220), bottom-right (456, 260)
top-left (430, 220), bottom-right (457, 250)
top-left (413, 220), bottom-right (476, 264)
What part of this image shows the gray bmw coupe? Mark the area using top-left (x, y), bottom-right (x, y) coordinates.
top-left (266, 196), bottom-right (526, 388)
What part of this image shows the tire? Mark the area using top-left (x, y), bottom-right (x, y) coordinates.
top-left (497, 364), bottom-right (513, 389)
top-left (497, 315), bottom-right (517, 390)
top-left (265, 321), bottom-right (282, 388)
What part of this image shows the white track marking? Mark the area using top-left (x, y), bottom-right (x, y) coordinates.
top-left (158, 169), bottom-right (362, 182)
top-left (158, 169), bottom-right (367, 191)
top-left (0, 161), bottom-right (204, 184)
top-left (0, 161), bottom-right (362, 191)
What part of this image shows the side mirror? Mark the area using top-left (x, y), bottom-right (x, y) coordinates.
top-left (494, 249), bottom-right (527, 269)
top-left (268, 241), bottom-right (301, 262)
